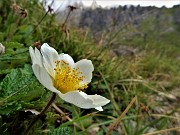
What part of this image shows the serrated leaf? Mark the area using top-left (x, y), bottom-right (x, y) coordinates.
top-left (0, 64), bottom-right (49, 115)
top-left (0, 64), bottom-right (33, 97)
top-left (48, 127), bottom-right (71, 135)
top-left (0, 102), bottom-right (22, 115)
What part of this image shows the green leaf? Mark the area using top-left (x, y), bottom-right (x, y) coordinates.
top-left (0, 102), bottom-right (22, 115)
top-left (0, 64), bottom-right (49, 115)
top-left (0, 32), bottom-right (4, 41)
top-left (0, 64), bottom-right (33, 97)
top-left (18, 25), bottom-right (33, 35)
top-left (48, 127), bottom-right (71, 135)
top-left (2, 42), bottom-right (24, 54)
top-left (0, 42), bottom-right (29, 74)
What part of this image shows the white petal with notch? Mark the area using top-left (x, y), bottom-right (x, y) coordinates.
top-left (60, 91), bottom-right (110, 111)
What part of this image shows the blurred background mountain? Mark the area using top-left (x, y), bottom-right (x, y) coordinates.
top-left (56, 1), bottom-right (180, 57)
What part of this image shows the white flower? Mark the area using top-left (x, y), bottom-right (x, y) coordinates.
top-left (0, 43), bottom-right (5, 55)
top-left (29, 43), bottom-right (110, 111)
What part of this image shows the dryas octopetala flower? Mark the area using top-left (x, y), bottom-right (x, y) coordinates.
top-left (29, 43), bottom-right (110, 111)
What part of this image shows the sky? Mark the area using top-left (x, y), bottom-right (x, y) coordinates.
top-left (48, 0), bottom-right (180, 11)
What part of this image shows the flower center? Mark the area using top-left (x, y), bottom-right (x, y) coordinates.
top-left (53, 60), bottom-right (88, 94)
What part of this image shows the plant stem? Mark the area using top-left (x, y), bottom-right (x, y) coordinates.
top-left (32, 1), bottom-right (54, 33)
top-left (106, 96), bottom-right (137, 135)
top-left (32, 10), bottom-right (49, 33)
top-left (143, 126), bottom-right (180, 135)
top-left (24, 92), bottom-right (56, 135)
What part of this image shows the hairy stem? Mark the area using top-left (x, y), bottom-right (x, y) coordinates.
top-left (24, 92), bottom-right (56, 135)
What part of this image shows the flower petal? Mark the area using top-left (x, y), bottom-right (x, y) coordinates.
top-left (29, 47), bottom-right (43, 67)
top-left (32, 64), bottom-right (62, 96)
top-left (74, 59), bottom-right (94, 84)
top-left (29, 47), bottom-right (36, 65)
top-left (59, 91), bottom-right (110, 111)
top-left (40, 43), bottom-right (59, 77)
top-left (95, 107), bottom-right (103, 111)
top-left (35, 49), bottom-right (43, 67)
top-left (59, 53), bottom-right (74, 68)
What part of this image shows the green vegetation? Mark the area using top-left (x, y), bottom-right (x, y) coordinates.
top-left (0, 0), bottom-right (179, 135)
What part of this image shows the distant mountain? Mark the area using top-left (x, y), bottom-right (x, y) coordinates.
top-left (79, 5), bottom-right (180, 33)
top-left (56, 4), bottom-right (180, 56)
top-left (56, 4), bottom-right (180, 34)
top-left (78, 5), bottom-right (180, 47)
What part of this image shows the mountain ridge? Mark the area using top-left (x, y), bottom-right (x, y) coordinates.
top-left (56, 4), bottom-right (180, 56)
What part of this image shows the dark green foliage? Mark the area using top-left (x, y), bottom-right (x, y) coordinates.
top-left (48, 127), bottom-right (71, 135)
top-left (0, 64), bottom-right (48, 115)
top-left (0, 42), bottom-right (29, 74)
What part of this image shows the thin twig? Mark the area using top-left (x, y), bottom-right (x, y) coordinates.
top-left (143, 127), bottom-right (180, 135)
top-left (62, 9), bottom-right (71, 27)
top-left (32, 0), bottom-right (54, 33)
top-left (52, 103), bottom-right (83, 130)
top-left (24, 92), bottom-right (56, 135)
top-left (106, 96), bottom-right (137, 135)
top-left (62, 5), bottom-right (77, 27)
top-left (32, 10), bottom-right (49, 33)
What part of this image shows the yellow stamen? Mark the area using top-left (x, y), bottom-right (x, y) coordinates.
top-left (53, 60), bottom-right (88, 94)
